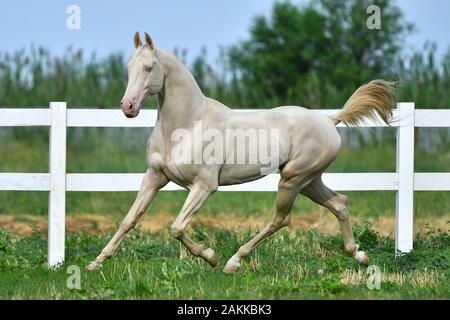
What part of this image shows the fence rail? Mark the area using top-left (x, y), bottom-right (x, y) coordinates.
top-left (1, 102), bottom-right (449, 268)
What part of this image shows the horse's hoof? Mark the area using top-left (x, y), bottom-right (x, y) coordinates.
top-left (354, 251), bottom-right (369, 266)
top-left (223, 256), bottom-right (241, 274)
top-left (204, 248), bottom-right (218, 268)
top-left (86, 260), bottom-right (101, 271)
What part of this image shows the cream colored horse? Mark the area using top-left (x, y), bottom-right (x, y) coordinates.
top-left (87, 32), bottom-right (394, 273)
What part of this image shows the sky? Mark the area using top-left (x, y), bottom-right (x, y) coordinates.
top-left (0, 0), bottom-right (449, 65)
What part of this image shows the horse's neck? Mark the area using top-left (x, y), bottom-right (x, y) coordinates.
top-left (156, 49), bottom-right (205, 130)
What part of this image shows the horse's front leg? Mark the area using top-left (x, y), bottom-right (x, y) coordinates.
top-left (171, 182), bottom-right (218, 267)
top-left (86, 168), bottom-right (168, 270)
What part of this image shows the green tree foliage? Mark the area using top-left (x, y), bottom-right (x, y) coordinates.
top-left (225, 0), bottom-right (413, 107)
top-left (397, 43), bottom-right (450, 107)
top-left (0, 47), bottom-right (153, 108)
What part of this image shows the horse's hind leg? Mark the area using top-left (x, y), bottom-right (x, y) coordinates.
top-left (223, 176), bottom-right (300, 274)
top-left (86, 169), bottom-right (168, 270)
top-left (301, 177), bottom-right (369, 265)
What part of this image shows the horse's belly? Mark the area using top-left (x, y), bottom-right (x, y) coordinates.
top-left (218, 164), bottom-right (267, 185)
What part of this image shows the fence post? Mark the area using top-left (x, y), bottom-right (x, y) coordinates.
top-left (395, 102), bottom-right (415, 255)
top-left (48, 102), bottom-right (67, 268)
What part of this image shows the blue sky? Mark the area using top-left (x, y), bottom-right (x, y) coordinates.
top-left (0, 0), bottom-right (449, 65)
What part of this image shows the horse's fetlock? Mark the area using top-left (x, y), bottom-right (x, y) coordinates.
top-left (170, 224), bottom-right (184, 239)
top-left (280, 216), bottom-right (291, 228)
top-left (238, 247), bottom-right (250, 258)
top-left (344, 243), bottom-right (357, 254)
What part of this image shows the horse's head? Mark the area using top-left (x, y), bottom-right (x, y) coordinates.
top-left (121, 32), bottom-right (164, 118)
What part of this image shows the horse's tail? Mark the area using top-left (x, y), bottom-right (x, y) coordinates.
top-left (331, 80), bottom-right (396, 126)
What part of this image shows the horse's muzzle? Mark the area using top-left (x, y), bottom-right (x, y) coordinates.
top-left (123, 109), bottom-right (140, 118)
top-left (121, 99), bottom-right (140, 118)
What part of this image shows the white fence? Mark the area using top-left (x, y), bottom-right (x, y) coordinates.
top-left (1, 102), bottom-right (449, 268)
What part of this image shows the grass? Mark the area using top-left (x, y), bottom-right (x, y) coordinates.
top-left (0, 128), bottom-right (448, 299)
top-left (0, 223), bottom-right (448, 299)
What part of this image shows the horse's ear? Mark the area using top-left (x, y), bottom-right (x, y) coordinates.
top-left (134, 32), bottom-right (142, 48)
top-left (144, 32), bottom-right (155, 50)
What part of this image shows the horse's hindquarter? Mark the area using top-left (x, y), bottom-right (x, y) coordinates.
top-left (279, 107), bottom-right (342, 179)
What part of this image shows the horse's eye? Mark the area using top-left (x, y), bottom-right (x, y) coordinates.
top-left (144, 65), bottom-right (153, 72)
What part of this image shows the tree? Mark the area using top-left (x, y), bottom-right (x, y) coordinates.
top-left (226, 0), bottom-right (413, 108)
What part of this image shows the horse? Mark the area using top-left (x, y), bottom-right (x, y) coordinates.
top-left (86, 32), bottom-right (394, 273)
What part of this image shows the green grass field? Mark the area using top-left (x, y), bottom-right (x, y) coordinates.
top-left (0, 223), bottom-right (448, 299)
top-left (0, 129), bottom-right (449, 299)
